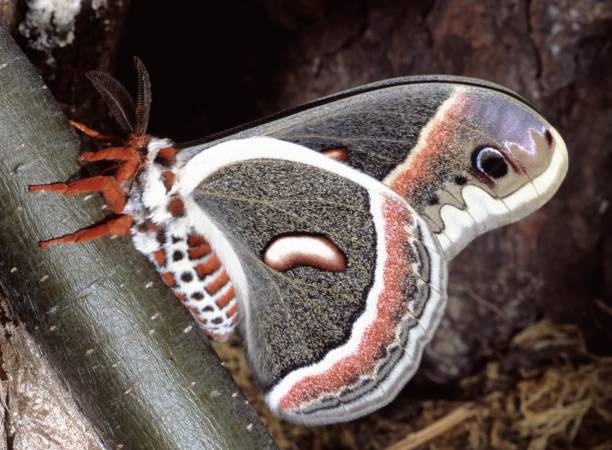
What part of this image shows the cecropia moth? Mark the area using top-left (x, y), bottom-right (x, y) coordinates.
top-left (30, 59), bottom-right (568, 425)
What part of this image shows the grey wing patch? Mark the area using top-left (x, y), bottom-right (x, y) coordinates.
top-left (271, 85), bottom-right (451, 181)
top-left (182, 138), bottom-right (448, 425)
top-left (193, 159), bottom-right (378, 390)
top-left (178, 83), bottom-right (451, 181)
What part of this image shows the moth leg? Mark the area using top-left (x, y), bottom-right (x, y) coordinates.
top-left (29, 176), bottom-right (127, 213)
top-left (69, 120), bottom-right (121, 143)
top-left (39, 214), bottom-right (134, 249)
top-left (77, 147), bottom-right (139, 162)
top-left (78, 147), bottom-right (142, 183)
top-left (115, 159), bottom-right (141, 183)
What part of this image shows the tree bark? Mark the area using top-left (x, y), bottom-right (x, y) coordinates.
top-left (0, 296), bottom-right (105, 450)
top-left (0, 24), bottom-right (276, 450)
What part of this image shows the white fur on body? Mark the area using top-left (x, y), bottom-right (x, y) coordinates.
top-left (125, 138), bottom-right (238, 339)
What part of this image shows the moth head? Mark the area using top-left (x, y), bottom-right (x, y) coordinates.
top-left (399, 84), bottom-right (569, 259)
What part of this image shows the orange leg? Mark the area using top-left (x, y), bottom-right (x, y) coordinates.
top-left (29, 176), bottom-right (127, 213)
top-left (77, 147), bottom-right (140, 162)
top-left (77, 148), bottom-right (142, 183)
top-left (115, 159), bottom-right (141, 183)
top-left (39, 214), bottom-right (134, 249)
top-left (69, 120), bottom-right (121, 143)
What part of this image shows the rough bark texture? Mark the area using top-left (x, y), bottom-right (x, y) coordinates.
top-left (0, 297), bottom-right (105, 450)
top-left (1, 0), bottom-right (611, 448)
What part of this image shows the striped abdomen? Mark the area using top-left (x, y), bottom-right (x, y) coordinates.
top-left (139, 223), bottom-right (238, 340)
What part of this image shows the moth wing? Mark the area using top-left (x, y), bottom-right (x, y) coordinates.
top-left (178, 79), bottom-right (566, 261)
top-left (181, 137), bottom-right (447, 425)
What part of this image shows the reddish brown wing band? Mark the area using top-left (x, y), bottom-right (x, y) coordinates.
top-left (179, 137), bottom-right (447, 425)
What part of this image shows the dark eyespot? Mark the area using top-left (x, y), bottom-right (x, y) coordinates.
top-left (427, 194), bottom-right (439, 205)
top-left (471, 146), bottom-right (508, 179)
